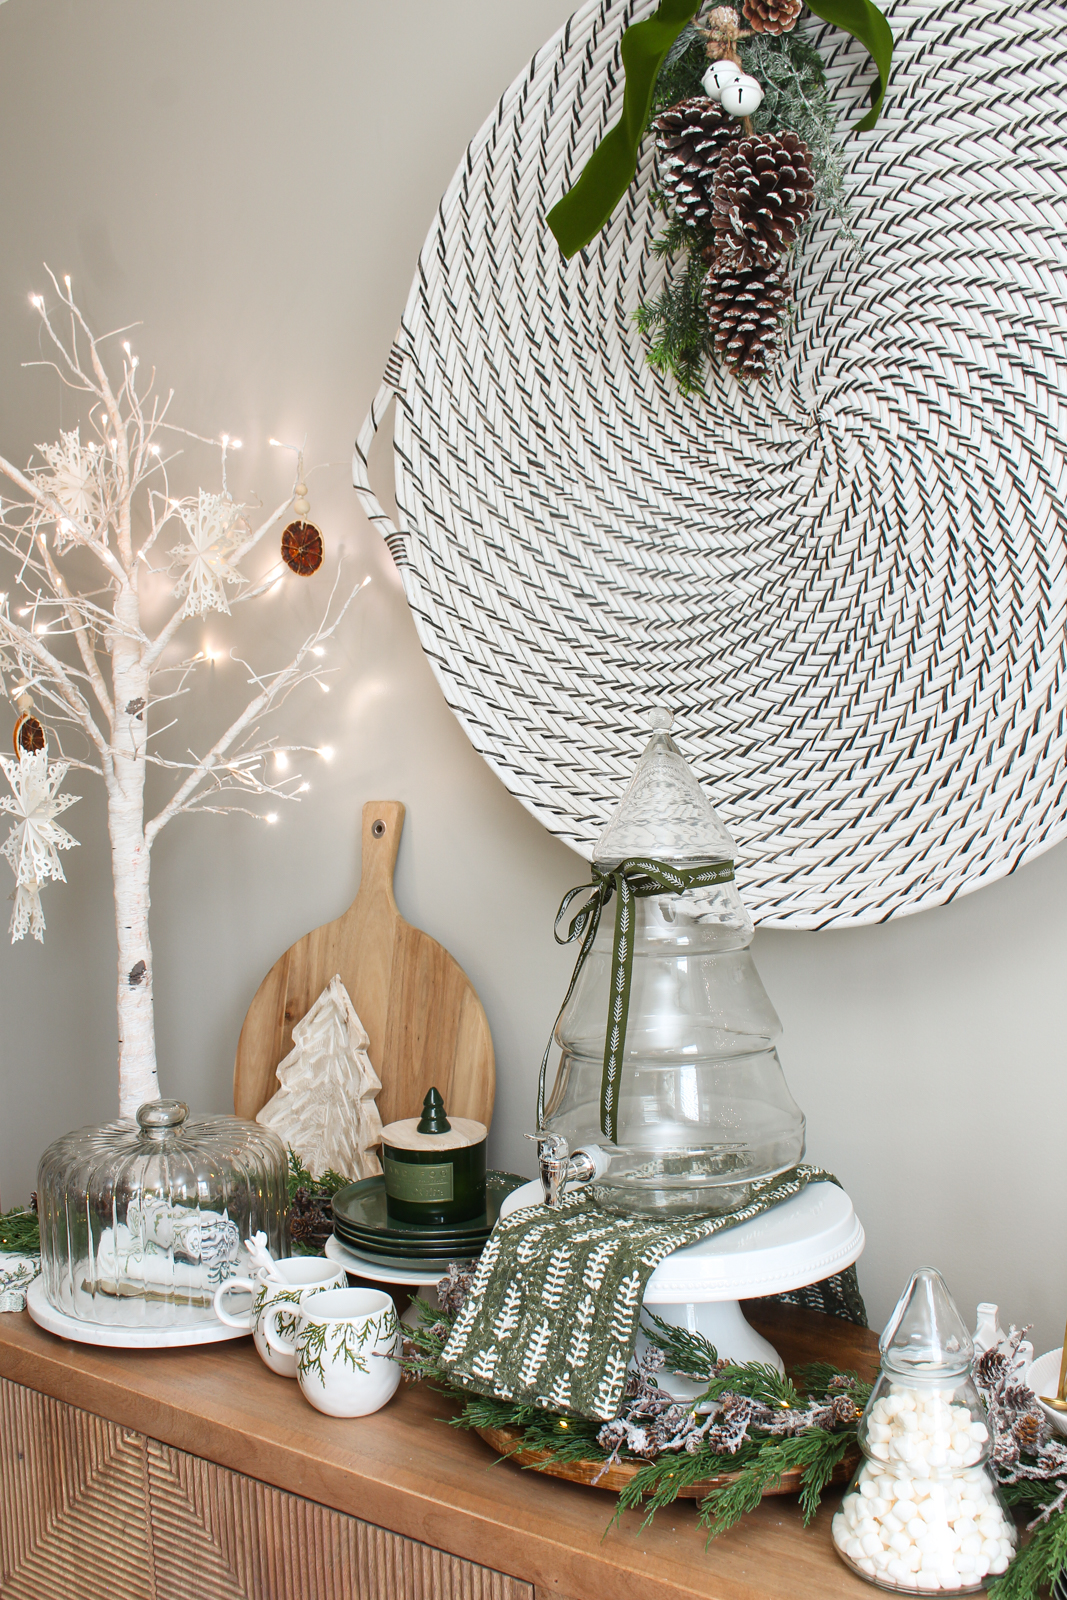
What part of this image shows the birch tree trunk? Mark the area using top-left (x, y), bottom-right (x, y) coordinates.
top-left (108, 585), bottom-right (157, 1116)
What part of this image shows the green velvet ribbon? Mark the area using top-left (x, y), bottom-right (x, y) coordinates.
top-left (546, 0), bottom-right (895, 259)
top-left (538, 857), bottom-right (735, 1144)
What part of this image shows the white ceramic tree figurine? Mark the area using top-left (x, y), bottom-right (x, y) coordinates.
top-left (0, 271), bottom-right (367, 1116)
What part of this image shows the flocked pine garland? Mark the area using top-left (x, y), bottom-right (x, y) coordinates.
top-left (403, 1268), bottom-right (870, 1540)
top-left (403, 1273), bottom-right (1067, 1596)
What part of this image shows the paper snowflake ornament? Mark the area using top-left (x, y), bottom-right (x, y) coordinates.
top-left (35, 429), bottom-right (99, 547)
top-left (0, 748), bottom-right (80, 942)
top-left (256, 975), bottom-right (383, 1180)
top-left (173, 489), bottom-right (245, 617)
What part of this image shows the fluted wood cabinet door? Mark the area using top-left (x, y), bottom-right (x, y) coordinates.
top-left (0, 1378), bottom-right (533, 1600)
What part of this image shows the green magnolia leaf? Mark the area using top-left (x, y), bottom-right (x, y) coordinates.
top-left (546, 0), bottom-right (894, 259)
top-left (547, 0), bottom-right (703, 259)
top-left (805, 0), bottom-right (894, 131)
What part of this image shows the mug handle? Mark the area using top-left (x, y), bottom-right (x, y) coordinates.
top-left (213, 1276), bottom-right (258, 1330)
top-left (262, 1301), bottom-right (300, 1361)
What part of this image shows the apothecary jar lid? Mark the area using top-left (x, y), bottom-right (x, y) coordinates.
top-left (37, 1098), bottom-right (289, 1328)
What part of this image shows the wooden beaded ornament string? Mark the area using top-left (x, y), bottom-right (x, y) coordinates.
top-left (277, 447), bottom-right (324, 576)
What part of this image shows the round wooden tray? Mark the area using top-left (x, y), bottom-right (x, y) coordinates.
top-left (474, 1424), bottom-right (858, 1498)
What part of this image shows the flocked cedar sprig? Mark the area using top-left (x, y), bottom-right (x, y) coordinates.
top-left (972, 1328), bottom-right (1067, 1600)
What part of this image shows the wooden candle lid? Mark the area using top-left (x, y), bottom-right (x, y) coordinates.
top-left (379, 1117), bottom-right (486, 1152)
top-left (380, 1087), bottom-right (486, 1152)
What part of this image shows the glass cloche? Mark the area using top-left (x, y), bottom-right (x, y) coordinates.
top-left (542, 709), bottom-right (805, 1216)
top-left (37, 1099), bottom-right (288, 1327)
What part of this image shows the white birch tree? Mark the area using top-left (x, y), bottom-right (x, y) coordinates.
top-left (0, 272), bottom-right (368, 1115)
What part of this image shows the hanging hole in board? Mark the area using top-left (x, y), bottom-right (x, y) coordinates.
top-left (372, 819), bottom-right (386, 838)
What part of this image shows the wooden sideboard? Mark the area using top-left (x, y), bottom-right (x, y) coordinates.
top-left (0, 1302), bottom-right (882, 1600)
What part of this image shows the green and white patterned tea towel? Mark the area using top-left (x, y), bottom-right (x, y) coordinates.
top-left (439, 1165), bottom-right (861, 1422)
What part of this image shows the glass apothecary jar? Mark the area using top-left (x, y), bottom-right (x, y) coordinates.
top-left (833, 1268), bottom-right (1017, 1592)
top-left (38, 1099), bottom-right (288, 1327)
top-left (542, 709), bottom-right (805, 1216)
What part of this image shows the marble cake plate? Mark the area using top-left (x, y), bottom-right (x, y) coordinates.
top-left (26, 1276), bottom-right (249, 1348)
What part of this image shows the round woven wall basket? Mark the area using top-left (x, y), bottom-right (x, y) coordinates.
top-left (354, 0), bottom-right (1067, 928)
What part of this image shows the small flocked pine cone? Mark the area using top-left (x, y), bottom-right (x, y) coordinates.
top-left (652, 97), bottom-right (736, 232)
top-left (1015, 1411), bottom-right (1043, 1454)
top-left (703, 254), bottom-right (789, 379)
top-left (712, 133), bottom-right (814, 265)
top-left (742, 0), bottom-right (802, 33)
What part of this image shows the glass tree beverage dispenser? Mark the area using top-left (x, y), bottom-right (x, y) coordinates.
top-left (539, 709), bottom-right (805, 1217)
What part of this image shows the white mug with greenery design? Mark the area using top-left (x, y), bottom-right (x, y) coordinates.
top-left (263, 1286), bottom-right (401, 1416)
top-left (213, 1258), bottom-right (347, 1377)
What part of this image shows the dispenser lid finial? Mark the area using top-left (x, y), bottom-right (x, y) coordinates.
top-left (592, 707), bottom-right (737, 866)
top-left (417, 1087), bottom-right (452, 1135)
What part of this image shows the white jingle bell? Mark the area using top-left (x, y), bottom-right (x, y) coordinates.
top-left (701, 58), bottom-right (743, 101)
top-left (720, 73), bottom-right (764, 117)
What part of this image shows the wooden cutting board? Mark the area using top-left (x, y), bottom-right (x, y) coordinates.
top-left (233, 801), bottom-right (495, 1131)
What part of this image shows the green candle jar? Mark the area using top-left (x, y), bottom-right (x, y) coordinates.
top-left (379, 1089), bottom-right (487, 1226)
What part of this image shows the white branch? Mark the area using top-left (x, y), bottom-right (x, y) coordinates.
top-left (144, 573), bottom-right (368, 847)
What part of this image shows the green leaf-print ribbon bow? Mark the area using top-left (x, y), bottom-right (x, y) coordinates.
top-left (547, 0), bottom-right (894, 259)
top-left (537, 857), bottom-right (735, 1145)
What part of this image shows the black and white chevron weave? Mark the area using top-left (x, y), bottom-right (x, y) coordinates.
top-left (354, 0), bottom-right (1067, 928)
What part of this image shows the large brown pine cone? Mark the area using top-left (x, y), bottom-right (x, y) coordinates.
top-left (742, 0), bottom-right (802, 32)
top-left (703, 255), bottom-right (789, 379)
top-left (712, 133), bottom-right (814, 265)
top-left (652, 97), bottom-right (736, 233)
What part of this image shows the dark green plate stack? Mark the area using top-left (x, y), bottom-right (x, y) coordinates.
top-left (331, 1171), bottom-right (526, 1273)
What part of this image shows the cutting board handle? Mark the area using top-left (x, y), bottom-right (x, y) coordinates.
top-left (357, 800), bottom-right (406, 914)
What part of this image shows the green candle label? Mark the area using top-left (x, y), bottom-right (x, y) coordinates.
top-left (383, 1156), bottom-right (455, 1204)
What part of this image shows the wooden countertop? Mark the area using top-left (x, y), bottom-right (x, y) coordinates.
top-left (0, 1300), bottom-right (881, 1600)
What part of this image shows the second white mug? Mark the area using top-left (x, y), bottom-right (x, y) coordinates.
top-left (213, 1257), bottom-right (347, 1377)
top-left (263, 1286), bottom-right (401, 1416)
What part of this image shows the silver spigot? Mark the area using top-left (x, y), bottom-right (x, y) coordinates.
top-left (524, 1133), bottom-right (602, 1208)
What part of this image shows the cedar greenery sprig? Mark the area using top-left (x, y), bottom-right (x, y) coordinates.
top-left (285, 1146), bottom-right (350, 1255)
top-left (285, 1146), bottom-right (349, 1203)
top-left (0, 1202), bottom-right (39, 1255)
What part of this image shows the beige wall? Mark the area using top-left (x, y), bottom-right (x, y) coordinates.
top-left (0, 0), bottom-right (1063, 1355)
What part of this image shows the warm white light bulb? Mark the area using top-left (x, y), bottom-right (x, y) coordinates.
top-left (274, 750), bottom-right (289, 771)
top-left (30, 294), bottom-right (43, 309)
top-left (318, 746), bottom-right (334, 762)
top-left (231, 438), bottom-right (242, 450)
top-left (298, 782), bottom-right (310, 793)
top-left (266, 812), bottom-right (278, 824)
top-left (318, 682), bottom-right (330, 694)
top-left (311, 646), bottom-right (325, 657)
